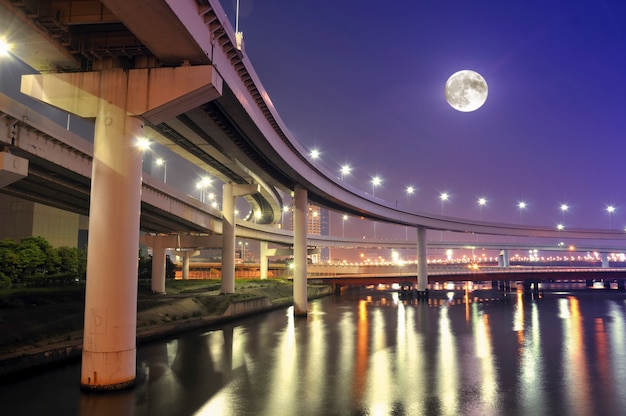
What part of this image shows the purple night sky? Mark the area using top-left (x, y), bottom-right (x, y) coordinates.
top-left (220, 0), bottom-right (626, 232)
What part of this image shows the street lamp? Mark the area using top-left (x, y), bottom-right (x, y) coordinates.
top-left (371, 176), bottom-right (382, 196)
top-left (517, 201), bottom-right (527, 224)
top-left (310, 148), bottom-right (320, 160)
top-left (405, 186), bottom-right (415, 206)
top-left (281, 205), bottom-right (289, 228)
top-left (340, 164), bottom-right (351, 180)
top-left (606, 205), bottom-right (616, 228)
top-left (155, 158), bottom-right (167, 183)
top-left (560, 203), bottom-right (569, 223)
top-left (238, 241), bottom-right (248, 261)
top-left (477, 197), bottom-right (487, 221)
top-left (404, 186), bottom-right (415, 239)
top-left (440, 192), bottom-right (449, 215)
top-left (195, 176), bottom-right (212, 203)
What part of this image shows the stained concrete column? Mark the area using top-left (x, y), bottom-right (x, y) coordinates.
top-left (151, 237), bottom-right (167, 294)
top-left (221, 183), bottom-right (259, 294)
top-left (293, 185), bottom-right (308, 315)
top-left (182, 251), bottom-right (191, 280)
top-left (222, 183), bottom-right (236, 294)
top-left (260, 241), bottom-right (269, 280)
top-left (416, 226), bottom-right (428, 291)
top-left (21, 65), bottom-right (223, 390)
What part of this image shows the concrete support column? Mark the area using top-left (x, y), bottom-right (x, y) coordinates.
top-left (293, 185), bottom-right (308, 315)
top-left (602, 253), bottom-right (610, 268)
top-left (416, 226), bottom-right (428, 291)
top-left (21, 65), bottom-right (223, 391)
top-left (499, 249), bottom-right (510, 268)
top-left (182, 251), bottom-right (191, 280)
top-left (221, 183), bottom-right (259, 294)
top-left (222, 183), bottom-right (236, 294)
top-left (151, 237), bottom-right (167, 294)
top-left (79, 76), bottom-right (142, 390)
top-left (260, 241), bottom-right (269, 280)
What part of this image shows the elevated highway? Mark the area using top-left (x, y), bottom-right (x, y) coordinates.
top-left (3, 0), bottom-right (626, 241)
top-left (2, 0), bottom-right (626, 389)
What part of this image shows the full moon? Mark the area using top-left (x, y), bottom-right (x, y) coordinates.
top-left (444, 70), bottom-right (488, 112)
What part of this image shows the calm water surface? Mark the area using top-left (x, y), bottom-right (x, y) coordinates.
top-left (3, 286), bottom-right (626, 415)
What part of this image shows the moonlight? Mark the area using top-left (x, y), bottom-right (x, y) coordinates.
top-left (445, 70), bottom-right (488, 112)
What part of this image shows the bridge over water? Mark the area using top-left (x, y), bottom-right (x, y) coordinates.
top-left (3, 0), bottom-right (626, 390)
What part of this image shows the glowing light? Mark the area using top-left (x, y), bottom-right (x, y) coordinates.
top-left (0, 39), bottom-right (10, 56)
top-left (340, 164), bottom-right (351, 180)
top-left (136, 137), bottom-right (151, 151)
top-left (310, 148), bottom-right (320, 159)
top-left (371, 176), bottom-right (382, 196)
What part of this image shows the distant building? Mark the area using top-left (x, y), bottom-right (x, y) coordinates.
top-left (0, 194), bottom-right (88, 248)
top-left (287, 203), bottom-right (330, 263)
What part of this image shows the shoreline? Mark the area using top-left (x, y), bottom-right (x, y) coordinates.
top-left (0, 281), bottom-right (333, 382)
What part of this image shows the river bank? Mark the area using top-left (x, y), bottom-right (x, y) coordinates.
top-left (0, 279), bottom-right (333, 381)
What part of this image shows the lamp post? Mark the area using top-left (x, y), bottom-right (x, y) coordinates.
top-left (560, 203), bottom-right (569, 224)
top-left (195, 177), bottom-right (212, 203)
top-left (405, 186), bottom-right (415, 207)
top-left (371, 176), bottom-right (381, 196)
top-left (606, 205), bottom-right (616, 229)
top-left (340, 164), bottom-right (351, 181)
top-left (517, 201), bottom-right (527, 224)
top-left (478, 197), bottom-right (487, 221)
top-left (281, 205), bottom-right (289, 229)
top-left (403, 186), bottom-right (415, 239)
top-left (440, 192), bottom-right (449, 215)
top-left (155, 158), bottom-right (167, 183)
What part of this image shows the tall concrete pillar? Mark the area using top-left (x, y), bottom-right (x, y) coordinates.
top-left (293, 185), bottom-right (308, 315)
top-left (182, 251), bottom-right (191, 280)
top-left (151, 237), bottom-right (167, 294)
top-left (416, 226), bottom-right (428, 291)
top-left (499, 249), bottom-right (510, 268)
top-left (221, 183), bottom-right (259, 294)
top-left (602, 253), bottom-right (610, 268)
top-left (260, 241), bottom-right (269, 280)
top-left (21, 65), bottom-right (223, 390)
top-left (222, 183), bottom-right (236, 294)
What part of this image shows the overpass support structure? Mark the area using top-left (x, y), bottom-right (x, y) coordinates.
top-left (260, 241), bottom-right (269, 280)
top-left (221, 183), bottom-right (260, 294)
top-left (602, 254), bottom-right (610, 268)
top-left (21, 65), bottom-right (222, 390)
top-left (416, 226), bottom-right (428, 291)
top-left (293, 185), bottom-right (308, 315)
top-left (498, 249), bottom-right (510, 267)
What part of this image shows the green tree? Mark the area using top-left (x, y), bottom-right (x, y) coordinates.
top-left (16, 236), bottom-right (59, 283)
top-left (0, 239), bottom-right (19, 283)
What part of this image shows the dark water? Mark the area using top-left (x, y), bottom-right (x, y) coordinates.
top-left (3, 287), bottom-right (626, 416)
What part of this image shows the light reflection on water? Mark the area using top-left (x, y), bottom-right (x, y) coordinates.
top-left (4, 287), bottom-right (626, 415)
